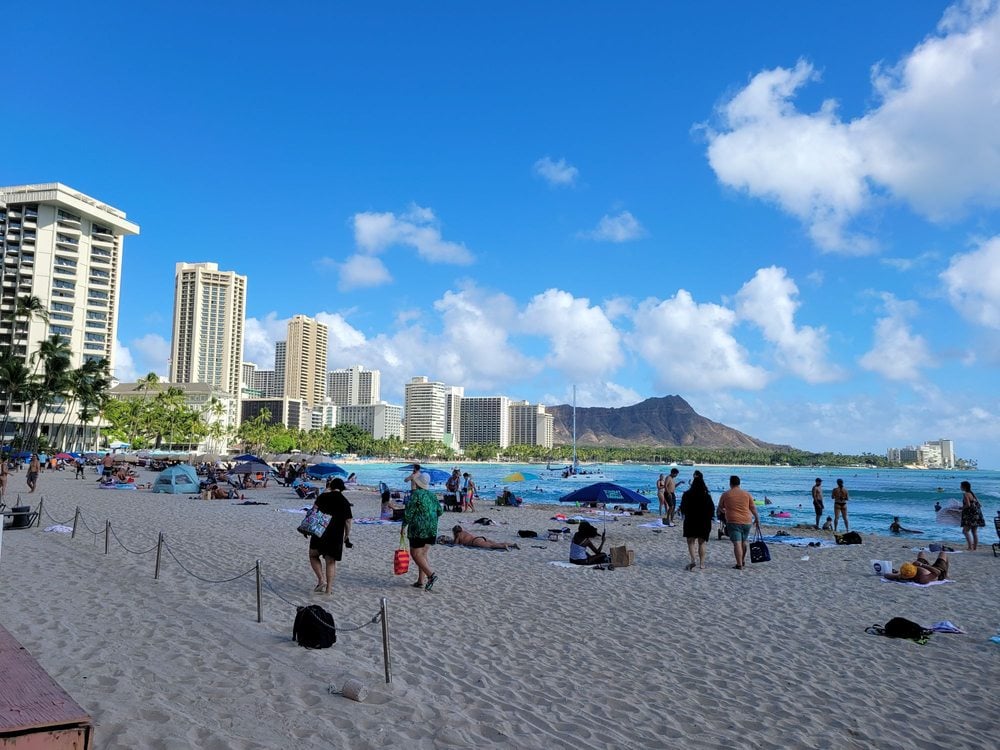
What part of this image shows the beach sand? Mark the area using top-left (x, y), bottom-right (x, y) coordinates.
top-left (1, 469), bottom-right (997, 749)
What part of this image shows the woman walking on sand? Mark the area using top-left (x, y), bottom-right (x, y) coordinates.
top-left (680, 470), bottom-right (715, 570)
top-left (960, 480), bottom-right (985, 551)
top-left (402, 467), bottom-right (443, 591)
top-left (26, 454), bottom-right (41, 493)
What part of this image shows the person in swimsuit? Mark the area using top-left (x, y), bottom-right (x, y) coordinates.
top-left (889, 516), bottom-right (922, 534)
top-left (451, 526), bottom-right (519, 550)
top-left (811, 478), bottom-right (824, 529)
top-left (884, 552), bottom-right (949, 584)
top-left (831, 478), bottom-right (849, 532)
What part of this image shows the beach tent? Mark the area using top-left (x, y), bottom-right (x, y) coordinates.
top-left (152, 465), bottom-right (200, 494)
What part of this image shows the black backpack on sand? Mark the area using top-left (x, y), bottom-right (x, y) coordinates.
top-left (293, 604), bottom-right (336, 649)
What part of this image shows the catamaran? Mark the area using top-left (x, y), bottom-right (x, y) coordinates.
top-left (545, 386), bottom-right (611, 482)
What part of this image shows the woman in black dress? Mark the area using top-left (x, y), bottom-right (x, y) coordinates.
top-left (308, 477), bottom-right (353, 594)
top-left (680, 470), bottom-right (715, 570)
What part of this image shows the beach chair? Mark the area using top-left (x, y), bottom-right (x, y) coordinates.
top-left (2, 505), bottom-right (38, 530)
top-left (992, 516), bottom-right (1000, 558)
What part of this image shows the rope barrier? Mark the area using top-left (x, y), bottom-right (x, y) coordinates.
top-left (108, 524), bottom-right (160, 555)
top-left (161, 541), bottom-right (257, 584)
top-left (77, 513), bottom-right (106, 536)
top-left (40, 503), bottom-right (76, 526)
top-left (261, 576), bottom-right (382, 633)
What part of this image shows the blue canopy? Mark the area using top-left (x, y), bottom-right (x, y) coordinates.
top-left (305, 462), bottom-right (348, 478)
top-left (558, 482), bottom-right (648, 505)
top-left (232, 453), bottom-right (266, 464)
top-left (396, 465), bottom-right (451, 484)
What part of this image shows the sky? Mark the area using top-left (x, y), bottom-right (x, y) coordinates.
top-left (4, 1), bottom-right (1000, 467)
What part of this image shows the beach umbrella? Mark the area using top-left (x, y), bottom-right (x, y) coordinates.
top-left (305, 462), bottom-right (348, 478)
top-left (396, 465), bottom-right (451, 484)
top-left (502, 471), bottom-right (540, 482)
top-left (232, 453), bottom-right (267, 464)
top-left (231, 461), bottom-right (273, 474)
top-left (54, 452), bottom-right (74, 460)
top-left (558, 481), bottom-right (647, 505)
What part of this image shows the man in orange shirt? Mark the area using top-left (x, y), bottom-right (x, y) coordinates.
top-left (718, 475), bottom-right (760, 570)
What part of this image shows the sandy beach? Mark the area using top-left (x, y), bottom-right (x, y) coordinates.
top-left (1, 468), bottom-right (998, 749)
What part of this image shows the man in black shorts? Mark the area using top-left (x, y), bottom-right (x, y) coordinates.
top-left (664, 468), bottom-right (680, 527)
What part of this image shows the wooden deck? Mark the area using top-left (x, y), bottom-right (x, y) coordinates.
top-left (0, 624), bottom-right (92, 749)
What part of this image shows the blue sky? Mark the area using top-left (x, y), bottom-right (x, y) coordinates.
top-left (5, 1), bottom-right (1000, 467)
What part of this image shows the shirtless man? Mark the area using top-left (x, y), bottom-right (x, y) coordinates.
top-left (451, 526), bottom-right (518, 550)
top-left (102, 452), bottom-right (114, 479)
top-left (884, 552), bottom-right (948, 584)
top-left (664, 468), bottom-right (680, 527)
top-left (811, 478), bottom-right (824, 529)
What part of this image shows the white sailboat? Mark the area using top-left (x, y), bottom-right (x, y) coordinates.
top-left (546, 386), bottom-right (611, 482)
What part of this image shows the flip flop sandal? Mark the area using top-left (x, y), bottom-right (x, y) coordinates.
top-left (424, 573), bottom-right (438, 591)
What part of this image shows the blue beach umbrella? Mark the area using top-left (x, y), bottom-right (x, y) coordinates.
top-left (232, 453), bottom-right (267, 464)
top-left (306, 462), bottom-right (348, 478)
top-left (396, 465), bottom-right (451, 484)
top-left (558, 482), bottom-right (648, 505)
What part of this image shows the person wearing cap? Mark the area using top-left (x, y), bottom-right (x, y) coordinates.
top-left (811, 478), bottom-right (824, 529)
top-left (884, 551), bottom-right (949, 584)
top-left (402, 465), bottom-right (443, 591)
top-left (569, 521), bottom-right (608, 565)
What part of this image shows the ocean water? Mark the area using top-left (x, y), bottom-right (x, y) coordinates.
top-left (345, 462), bottom-right (1000, 544)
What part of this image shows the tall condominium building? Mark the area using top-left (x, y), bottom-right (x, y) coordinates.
top-left (241, 362), bottom-right (257, 390)
top-left (404, 376), bottom-right (448, 442)
top-left (0, 183), bottom-right (139, 444)
top-left (327, 365), bottom-right (381, 406)
top-left (253, 369), bottom-right (280, 398)
top-left (458, 396), bottom-right (511, 449)
top-left (510, 401), bottom-right (554, 448)
top-left (444, 386), bottom-right (464, 448)
top-left (284, 315), bottom-right (328, 408)
top-left (339, 402), bottom-right (404, 440)
top-left (273, 341), bottom-right (286, 398)
top-left (170, 262), bottom-right (247, 402)
top-left (241, 397), bottom-right (306, 430)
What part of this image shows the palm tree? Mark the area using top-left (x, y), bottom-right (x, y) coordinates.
top-left (10, 295), bottom-right (50, 358)
top-left (19, 335), bottom-right (72, 452)
top-left (0, 358), bottom-right (31, 450)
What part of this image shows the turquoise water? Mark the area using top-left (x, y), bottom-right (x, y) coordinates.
top-left (345, 462), bottom-right (1000, 544)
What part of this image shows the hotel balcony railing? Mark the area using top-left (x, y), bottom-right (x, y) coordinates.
top-left (57, 217), bottom-right (82, 229)
top-left (92, 230), bottom-right (115, 241)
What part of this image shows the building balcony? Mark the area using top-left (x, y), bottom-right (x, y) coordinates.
top-left (57, 218), bottom-right (82, 230)
top-left (55, 237), bottom-right (79, 250)
top-left (91, 230), bottom-right (115, 242)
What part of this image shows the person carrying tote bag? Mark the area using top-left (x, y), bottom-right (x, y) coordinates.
top-left (749, 522), bottom-right (771, 563)
top-left (394, 530), bottom-right (410, 575)
top-left (401, 467), bottom-right (444, 590)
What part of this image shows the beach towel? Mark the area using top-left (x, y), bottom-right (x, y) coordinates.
top-left (281, 507), bottom-right (310, 514)
top-left (930, 620), bottom-right (965, 634)
top-left (879, 577), bottom-right (954, 588)
top-left (764, 535), bottom-right (836, 549)
top-left (43, 524), bottom-right (73, 534)
top-left (568, 515), bottom-right (616, 523)
top-left (639, 520), bottom-right (668, 528)
top-left (354, 518), bottom-right (401, 525)
top-left (548, 561), bottom-right (598, 569)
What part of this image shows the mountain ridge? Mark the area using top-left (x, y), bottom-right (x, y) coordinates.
top-left (547, 395), bottom-right (787, 450)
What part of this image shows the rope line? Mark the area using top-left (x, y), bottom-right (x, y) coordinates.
top-left (40, 505), bottom-right (76, 526)
top-left (78, 513), bottom-right (106, 535)
top-left (262, 576), bottom-right (381, 633)
top-left (162, 541), bottom-right (256, 584)
top-left (108, 524), bottom-right (160, 555)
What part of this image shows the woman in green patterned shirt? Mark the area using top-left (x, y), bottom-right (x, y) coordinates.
top-left (402, 466), bottom-right (443, 591)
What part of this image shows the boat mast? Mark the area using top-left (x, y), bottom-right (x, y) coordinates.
top-left (572, 385), bottom-right (577, 471)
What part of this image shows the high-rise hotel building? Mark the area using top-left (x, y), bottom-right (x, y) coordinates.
top-left (284, 315), bottom-right (328, 408)
top-left (0, 183), bottom-right (139, 442)
top-left (0, 183), bottom-right (139, 372)
top-left (169, 262), bottom-right (246, 401)
top-left (327, 365), bottom-right (381, 406)
top-left (403, 376), bottom-right (448, 442)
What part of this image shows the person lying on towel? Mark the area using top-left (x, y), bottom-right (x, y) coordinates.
top-left (569, 521), bottom-right (609, 565)
top-left (884, 551), bottom-right (949, 584)
top-left (450, 525), bottom-right (519, 550)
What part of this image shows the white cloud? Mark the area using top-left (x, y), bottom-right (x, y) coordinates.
top-left (521, 289), bottom-right (623, 381)
top-left (858, 294), bottom-right (934, 381)
top-left (131, 333), bottom-right (171, 376)
top-left (705, 2), bottom-right (1000, 251)
top-left (735, 266), bottom-right (842, 383)
top-left (533, 156), bottom-right (579, 186)
top-left (113, 339), bottom-right (137, 382)
top-left (580, 211), bottom-right (647, 243)
top-left (629, 290), bottom-right (770, 391)
top-left (352, 205), bottom-right (474, 264)
top-left (338, 254), bottom-right (393, 290)
top-left (243, 313), bottom-right (290, 369)
top-left (941, 235), bottom-right (1000, 328)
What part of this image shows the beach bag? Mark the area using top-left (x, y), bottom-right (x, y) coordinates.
top-left (871, 560), bottom-right (893, 577)
top-left (836, 531), bottom-right (863, 545)
top-left (518, 530), bottom-right (539, 538)
top-left (610, 545), bottom-right (635, 568)
top-left (293, 604), bottom-right (336, 649)
top-left (867, 617), bottom-right (933, 644)
top-left (393, 533), bottom-right (410, 575)
top-left (749, 525), bottom-right (770, 563)
top-left (297, 507), bottom-right (331, 538)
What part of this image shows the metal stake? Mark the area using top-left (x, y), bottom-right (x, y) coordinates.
top-left (154, 532), bottom-right (164, 579)
top-left (71, 507), bottom-right (80, 539)
top-left (380, 597), bottom-right (392, 684)
top-left (104, 520), bottom-right (111, 555)
top-left (255, 560), bottom-right (263, 623)
top-left (36, 497), bottom-right (44, 527)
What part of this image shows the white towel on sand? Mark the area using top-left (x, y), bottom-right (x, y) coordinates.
top-left (879, 577), bottom-right (953, 588)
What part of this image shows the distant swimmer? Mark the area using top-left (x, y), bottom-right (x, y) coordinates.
top-left (889, 516), bottom-right (923, 534)
top-left (934, 501), bottom-right (942, 512)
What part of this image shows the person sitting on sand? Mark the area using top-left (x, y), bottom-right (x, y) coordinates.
top-left (380, 488), bottom-right (404, 520)
top-left (569, 521), bottom-right (608, 565)
top-left (883, 551), bottom-right (949, 584)
top-left (889, 516), bottom-right (923, 534)
top-left (497, 487), bottom-right (521, 507)
top-left (451, 525), bottom-right (519, 550)
top-left (821, 516), bottom-right (833, 531)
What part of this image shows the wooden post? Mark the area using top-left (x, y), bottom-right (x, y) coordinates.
top-left (71, 507), bottom-right (80, 539)
top-left (36, 497), bottom-right (44, 527)
top-left (104, 520), bottom-right (111, 555)
top-left (255, 560), bottom-right (263, 623)
top-left (154, 532), bottom-right (164, 579)
top-left (380, 597), bottom-right (392, 684)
